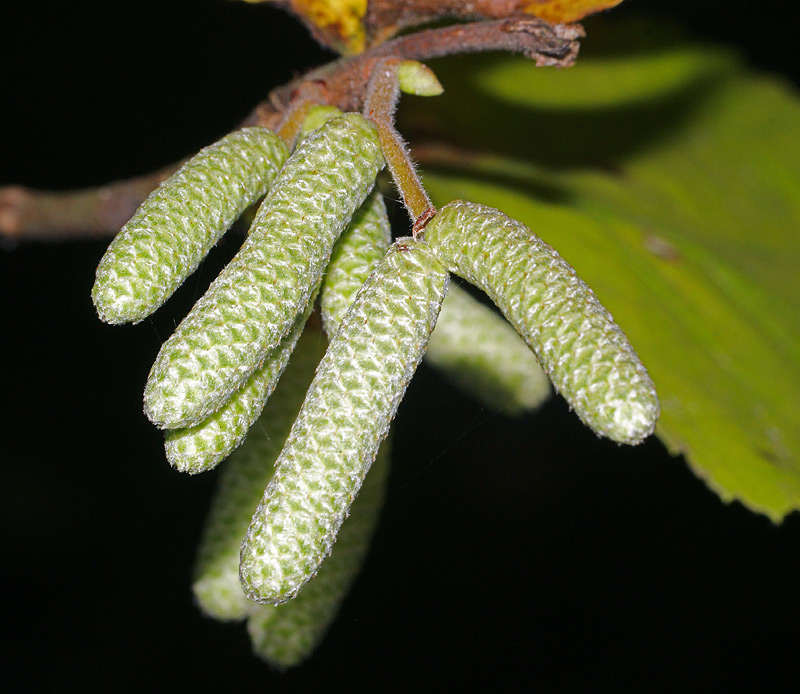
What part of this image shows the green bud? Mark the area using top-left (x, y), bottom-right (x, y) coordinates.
top-left (144, 114), bottom-right (384, 429)
top-left (425, 283), bottom-right (551, 415)
top-left (92, 127), bottom-right (288, 324)
top-left (424, 200), bottom-right (659, 444)
top-left (397, 60), bottom-right (444, 97)
top-left (240, 238), bottom-right (448, 605)
top-left (298, 105), bottom-right (344, 139)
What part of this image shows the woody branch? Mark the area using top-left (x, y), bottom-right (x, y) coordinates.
top-left (0, 17), bottom-right (581, 243)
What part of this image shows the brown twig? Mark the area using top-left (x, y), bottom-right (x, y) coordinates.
top-left (0, 17), bottom-right (581, 243)
top-left (0, 167), bottom-right (176, 244)
top-left (258, 0), bottom-right (598, 53)
top-left (257, 17), bottom-right (583, 127)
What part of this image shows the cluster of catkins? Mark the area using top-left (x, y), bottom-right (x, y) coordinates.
top-left (92, 103), bottom-right (658, 667)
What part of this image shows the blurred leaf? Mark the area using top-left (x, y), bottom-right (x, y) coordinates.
top-left (236, 0), bottom-right (367, 53)
top-left (522, 0), bottom-right (624, 24)
top-left (411, 18), bottom-right (800, 520)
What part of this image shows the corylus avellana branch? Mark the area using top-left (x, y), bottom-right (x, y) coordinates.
top-left (0, 17), bottom-right (581, 242)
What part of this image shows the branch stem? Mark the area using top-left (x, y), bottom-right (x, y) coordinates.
top-left (364, 59), bottom-right (434, 233)
top-left (1, 18), bottom-right (581, 242)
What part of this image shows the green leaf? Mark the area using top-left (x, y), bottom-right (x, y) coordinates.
top-left (412, 17), bottom-right (800, 521)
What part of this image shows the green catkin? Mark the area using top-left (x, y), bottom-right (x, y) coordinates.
top-left (240, 238), bottom-right (449, 605)
top-left (92, 127), bottom-right (289, 324)
top-left (164, 189), bottom-right (390, 472)
top-left (163, 298), bottom-right (315, 474)
top-left (165, 187), bottom-right (390, 472)
top-left (319, 189), bottom-right (392, 339)
top-left (424, 200), bottom-right (659, 444)
top-left (143, 114), bottom-right (384, 430)
top-left (424, 283), bottom-right (551, 415)
top-left (247, 441), bottom-right (390, 669)
top-left (192, 330), bottom-right (328, 621)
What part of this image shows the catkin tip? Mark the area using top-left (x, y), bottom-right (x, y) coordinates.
top-left (612, 389), bottom-right (660, 445)
top-left (91, 282), bottom-right (133, 325)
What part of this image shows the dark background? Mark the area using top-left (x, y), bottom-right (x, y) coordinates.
top-left (2, 1), bottom-right (798, 688)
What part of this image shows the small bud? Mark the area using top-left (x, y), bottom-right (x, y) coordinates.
top-left (298, 105), bottom-right (343, 139)
top-left (397, 60), bottom-right (444, 97)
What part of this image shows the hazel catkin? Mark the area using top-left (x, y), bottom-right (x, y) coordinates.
top-left (143, 114), bottom-right (384, 430)
top-left (424, 283), bottom-right (551, 415)
top-left (424, 200), bottom-right (658, 444)
top-left (92, 127), bottom-right (288, 324)
top-left (239, 238), bottom-right (448, 605)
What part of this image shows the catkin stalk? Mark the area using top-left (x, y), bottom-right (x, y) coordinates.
top-left (92, 127), bottom-right (288, 324)
top-left (144, 114), bottom-right (384, 429)
top-left (424, 200), bottom-right (658, 444)
top-left (240, 238), bottom-right (449, 605)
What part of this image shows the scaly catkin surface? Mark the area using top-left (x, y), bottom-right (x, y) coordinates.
top-left (425, 200), bottom-right (658, 444)
top-left (240, 239), bottom-right (448, 605)
top-left (144, 114), bottom-right (384, 429)
top-left (319, 189), bottom-right (391, 339)
top-left (247, 442), bottom-right (390, 669)
top-left (163, 299), bottom-right (315, 474)
top-left (192, 330), bottom-right (328, 621)
top-left (92, 128), bottom-right (288, 324)
top-left (425, 283), bottom-right (551, 415)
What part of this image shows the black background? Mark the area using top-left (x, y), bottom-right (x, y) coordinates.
top-left (2, 1), bottom-right (799, 688)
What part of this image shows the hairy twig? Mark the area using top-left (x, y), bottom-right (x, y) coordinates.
top-left (260, 17), bottom-right (582, 125)
top-left (363, 58), bottom-right (434, 233)
top-left (0, 17), bottom-right (581, 242)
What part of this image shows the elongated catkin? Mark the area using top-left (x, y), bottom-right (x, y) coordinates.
top-left (92, 127), bottom-right (288, 324)
top-left (424, 200), bottom-right (658, 444)
top-left (191, 330), bottom-right (327, 621)
top-left (247, 441), bottom-right (390, 669)
top-left (425, 283), bottom-right (551, 415)
top-left (144, 114), bottom-right (384, 429)
top-left (164, 106), bottom-right (362, 470)
top-left (167, 189), bottom-right (391, 473)
top-left (240, 238), bottom-right (448, 605)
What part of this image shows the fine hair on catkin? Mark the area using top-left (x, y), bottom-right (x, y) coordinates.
top-left (92, 127), bottom-right (289, 325)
